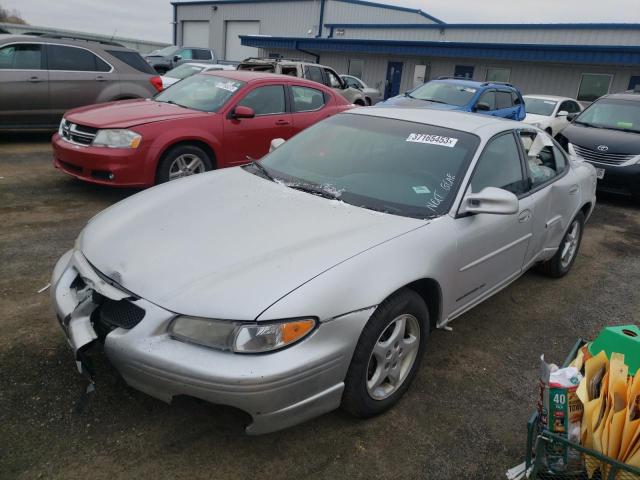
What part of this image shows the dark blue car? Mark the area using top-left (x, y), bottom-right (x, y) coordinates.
top-left (377, 78), bottom-right (526, 121)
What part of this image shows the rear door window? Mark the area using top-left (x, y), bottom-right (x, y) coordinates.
top-left (0, 44), bottom-right (44, 69)
top-left (47, 45), bottom-right (111, 72)
top-left (304, 65), bottom-right (324, 84)
top-left (106, 50), bottom-right (156, 74)
top-left (238, 85), bottom-right (286, 115)
top-left (518, 131), bottom-right (565, 188)
top-left (324, 69), bottom-right (343, 89)
top-left (291, 85), bottom-right (326, 112)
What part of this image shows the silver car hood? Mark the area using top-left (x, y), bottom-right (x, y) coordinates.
top-left (80, 168), bottom-right (425, 320)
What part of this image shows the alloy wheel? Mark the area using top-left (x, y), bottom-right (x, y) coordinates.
top-left (560, 219), bottom-right (581, 269)
top-left (366, 314), bottom-right (421, 400)
top-left (168, 154), bottom-right (206, 180)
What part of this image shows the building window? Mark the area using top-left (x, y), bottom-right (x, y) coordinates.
top-left (454, 65), bottom-right (474, 79)
top-left (348, 59), bottom-right (364, 79)
top-left (486, 67), bottom-right (511, 83)
top-left (577, 73), bottom-right (612, 102)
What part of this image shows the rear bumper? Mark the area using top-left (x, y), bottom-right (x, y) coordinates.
top-left (587, 161), bottom-right (640, 197)
top-left (51, 249), bottom-right (371, 434)
top-left (52, 133), bottom-right (154, 188)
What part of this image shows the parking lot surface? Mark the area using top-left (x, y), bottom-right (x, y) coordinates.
top-left (1, 136), bottom-right (639, 480)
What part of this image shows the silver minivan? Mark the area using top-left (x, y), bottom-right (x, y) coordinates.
top-left (0, 35), bottom-right (161, 130)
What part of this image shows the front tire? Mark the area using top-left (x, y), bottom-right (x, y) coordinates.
top-left (538, 212), bottom-right (585, 278)
top-left (156, 144), bottom-right (213, 184)
top-left (342, 289), bottom-right (429, 418)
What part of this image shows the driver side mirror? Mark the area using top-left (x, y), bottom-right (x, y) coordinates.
top-left (556, 110), bottom-right (568, 118)
top-left (474, 102), bottom-right (491, 112)
top-left (231, 106), bottom-right (255, 119)
top-left (173, 55), bottom-right (182, 62)
top-left (269, 138), bottom-right (286, 152)
top-left (459, 187), bottom-right (519, 216)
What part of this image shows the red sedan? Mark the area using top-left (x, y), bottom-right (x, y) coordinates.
top-left (52, 71), bottom-right (353, 187)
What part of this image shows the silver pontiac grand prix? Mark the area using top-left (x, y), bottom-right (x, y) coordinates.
top-left (52, 108), bottom-right (596, 434)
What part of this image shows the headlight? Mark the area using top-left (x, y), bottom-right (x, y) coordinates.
top-left (58, 118), bottom-right (66, 137)
top-left (92, 129), bottom-right (142, 148)
top-left (567, 142), bottom-right (577, 156)
top-left (168, 316), bottom-right (317, 353)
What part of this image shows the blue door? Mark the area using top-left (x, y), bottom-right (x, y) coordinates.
top-left (629, 76), bottom-right (640, 91)
top-left (384, 62), bottom-right (403, 99)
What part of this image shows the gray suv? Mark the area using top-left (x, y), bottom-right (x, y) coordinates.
top-left (0, 35), bottom-right (161, 130)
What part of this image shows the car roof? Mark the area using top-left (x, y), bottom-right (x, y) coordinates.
top-left (200, 69), bottom-right (326, 84)
top-left (602, 91), bottom-right (640, 102)
top-left (523, 94), bottom-right (574, 102)
top-left (431, 78), bottom-right (519, 92)
top-left (348, 107), bottom-right (526, 136)
top-left (0, 34), bottom-right (134, 51)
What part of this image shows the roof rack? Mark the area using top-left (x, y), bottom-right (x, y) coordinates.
top-left (436, 75), bottom-right (475, 81)
top-left (240, 57), bottom-right (307, 63)
top-left (22, 32), bottom-right (125, 47)
top-left (482, 80), bottom-right (516, 88)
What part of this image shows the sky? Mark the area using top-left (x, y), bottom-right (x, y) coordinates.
top-left (4, 0), bottom-right (640, 43)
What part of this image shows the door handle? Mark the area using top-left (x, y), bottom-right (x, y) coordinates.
top-left (275, 119), bottom-right (290, 126)
top-left (28, 76), bottom-right (43, 83)
top-left (569, 185), bottom-right (579, 195)
top-left (518, 209), bottom-right (532, 223)
top-left (95, 76), bottom-right (107, 82)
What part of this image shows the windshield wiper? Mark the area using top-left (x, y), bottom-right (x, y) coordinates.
top-left (574, 120), bottom-right (603, 129)
top-left (249, 161), bottom-right (276, 182)
top-left (164, 100), bottom-right (189, 109)
top-left (286, 183), bottom-right (341, 200)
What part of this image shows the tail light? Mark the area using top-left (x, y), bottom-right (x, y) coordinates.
top-left (149, 76), bottom-right (163, 93)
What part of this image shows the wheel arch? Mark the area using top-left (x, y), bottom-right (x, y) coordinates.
top-left (393, 278), bottom-right (442, 330)
top-left (156, 139), bottom-right (218, 171)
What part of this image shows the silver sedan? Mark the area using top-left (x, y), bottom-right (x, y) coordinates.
top-left (51, 108), bottom-right (597, 434)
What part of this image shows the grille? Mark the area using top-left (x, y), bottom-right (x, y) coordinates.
top-left (61, 120), bottom-right (98, 146)
top-left (98, 299), bottom-right (145, 330)
top-left (573, 144), bottom-right (636, 165)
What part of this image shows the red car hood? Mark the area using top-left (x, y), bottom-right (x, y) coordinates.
top-left (64, 99), bottom-right (207, 129)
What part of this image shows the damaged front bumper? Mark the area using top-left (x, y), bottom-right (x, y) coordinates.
top-left (51, 249), bottom-right (371, 434)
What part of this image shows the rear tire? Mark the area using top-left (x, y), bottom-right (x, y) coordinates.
top-left (156, 145), bottom-right (213, 184)
top-left (341, 289), bottom-right (429, 418)
top-left (537, 212), bottom-right (585, 278)
top-left (354, 100), bottom-right (365, 106)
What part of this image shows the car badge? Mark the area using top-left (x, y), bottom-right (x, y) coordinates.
top-left (597, 145), bottom-right (609, 152)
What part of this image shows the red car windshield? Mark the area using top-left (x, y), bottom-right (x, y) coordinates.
top-left (155, 74), bottom-right (245, 112)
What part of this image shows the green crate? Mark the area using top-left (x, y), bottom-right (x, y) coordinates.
top-left (524, 339), bottom-right (640, 480)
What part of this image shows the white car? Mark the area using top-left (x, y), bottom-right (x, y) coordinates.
top-left (51, 108), bottom-right (596, 434)
top-left (160, 62), bottom-right (236, 89)
top-left (341, 75), bottom-right (383, 105)
top-left (523, 95), bottom-right (583, 137)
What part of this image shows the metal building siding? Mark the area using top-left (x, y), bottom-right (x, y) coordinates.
top-left (323, 1), bottom-right (436, 26)
top-left (333, 26), bottom-right (640, 46)
top-left (177, 0), bottom-right (320, 54)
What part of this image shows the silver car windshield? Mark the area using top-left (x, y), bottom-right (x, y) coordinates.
top-left (524, 97), bottom-right (557, 116)
top-left (154, 75), bottom-right (245, 112)
top-left (408, 82), bottom-right (477, 106)
top-left (165, 64), bottom-right (206, 80)
top-left (258, 114), bottom-right (480, 219)
top-left (575, 99), bottom-right (640, 133)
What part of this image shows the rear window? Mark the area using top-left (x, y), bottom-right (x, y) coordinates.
top-left (48, 45), bottom-right (111, 72)
top-left (192, 49), bottom-right (212, 61)
top-left (106, 50), bottom-right (156, 74)
top-left (410, 81), bottom-right (477, 106)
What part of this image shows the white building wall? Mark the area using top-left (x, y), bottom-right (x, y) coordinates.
top-left (323, 1), bottom-right (436, 26)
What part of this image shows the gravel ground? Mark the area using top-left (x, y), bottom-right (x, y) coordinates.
top-left (1, 135), bottom-right (639, 480)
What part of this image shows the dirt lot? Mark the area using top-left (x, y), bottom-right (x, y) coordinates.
top-left (1, 135), bottom-right (639, 480)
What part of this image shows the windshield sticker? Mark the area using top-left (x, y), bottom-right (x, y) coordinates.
top-left (425, 173), bottom-right (456, 213)
top-left (406, 133), bottom-right (459, 148)
top-left (215, 81), bottom-right (239, 92)
top-left (462, 88), bottom-right (477, 93)
top-left (412, 186), bottom-right (431, 194)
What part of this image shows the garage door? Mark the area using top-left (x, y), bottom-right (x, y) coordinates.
top-left (182, 21), bottom-right (210, 47)
top-left (225, 21), bottom-right (260, 61)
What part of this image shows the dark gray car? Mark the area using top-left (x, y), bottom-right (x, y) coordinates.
top-left (143, 46), bottom-right (218, 74)
top-left (0, 35), bottom-right (161, 130)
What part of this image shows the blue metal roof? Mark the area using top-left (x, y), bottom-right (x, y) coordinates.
top-left (240, 36), bottom-right (640, 66)
top-left (324, 22), bottom-right (640, 30)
